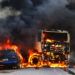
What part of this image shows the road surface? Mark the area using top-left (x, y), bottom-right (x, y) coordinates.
top-left (0, 68), bottom-right (72, 75)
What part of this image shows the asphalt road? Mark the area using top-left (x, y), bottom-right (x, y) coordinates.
top-left (0, 68), bottom-right (73, 75)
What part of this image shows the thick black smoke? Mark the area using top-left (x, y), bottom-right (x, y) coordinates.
top-left (0, 0), bottom-right (75, 64)
top-left (1, 0), bottom-right (27, 10)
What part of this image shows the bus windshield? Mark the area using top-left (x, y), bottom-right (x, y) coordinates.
top-left (43, 32), bottom-right (68, 41)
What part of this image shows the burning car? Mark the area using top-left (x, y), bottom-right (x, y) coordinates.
top-left (0, 49), bottom-right (20, 69)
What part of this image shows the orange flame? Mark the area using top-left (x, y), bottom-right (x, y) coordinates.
top-left (0, 39), bottom-right (68, 68)
top-left (0, 39), bottom-right (23, 64)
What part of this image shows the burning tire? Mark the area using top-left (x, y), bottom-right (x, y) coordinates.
top-left (28, 53), bottom-right (42, 67)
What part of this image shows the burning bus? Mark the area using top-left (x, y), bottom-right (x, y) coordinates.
top-left (28, 30), bottom-right (70, 68)
top-left (41, 30), bottom-right (70, 67)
